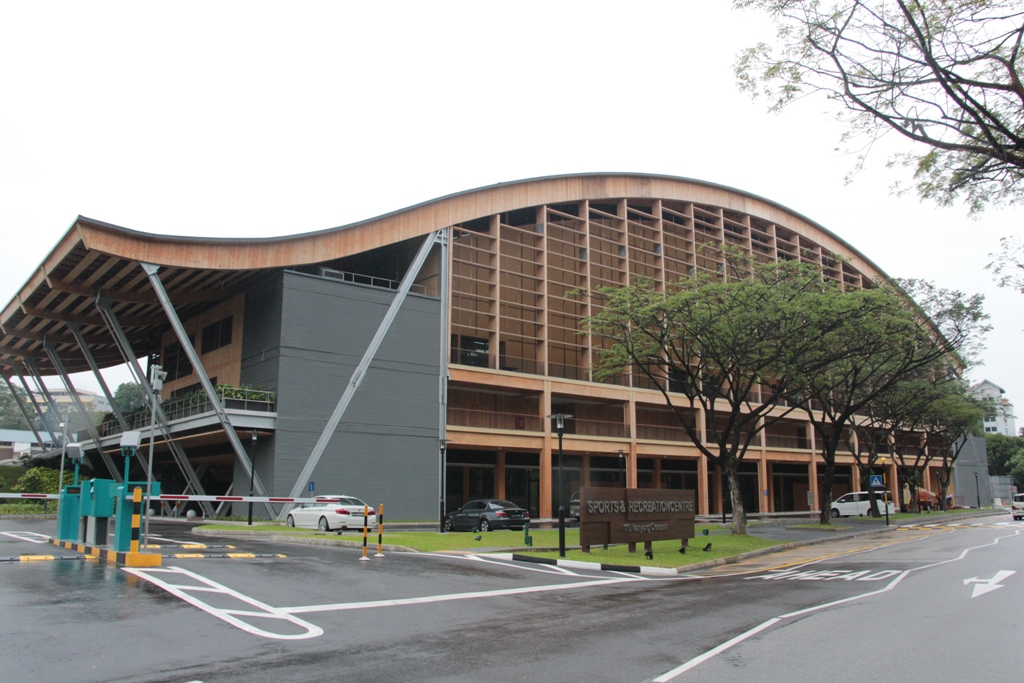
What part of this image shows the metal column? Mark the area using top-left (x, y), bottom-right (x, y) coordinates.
top-left (12, 361), bottom-right (58, 444)
top-left (1, 373), bottom-right (46, 448)
top-left (23, 358), bottom-right (63, 429)
top-left (283, 231), bottom-right (443, 507)
top-left (139, 265), bottom-right (275, 519)
top-left (67, 322), bottom-right (128, 431)
top-left (95, 296), bottom-right (216, 517)
top-left (43, 341), bottom-right (121, 481)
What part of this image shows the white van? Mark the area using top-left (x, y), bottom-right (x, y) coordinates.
top-left (1012, 493), bottom-right (1024, 521)
top-left (830, 491), bottom-right (895, 518)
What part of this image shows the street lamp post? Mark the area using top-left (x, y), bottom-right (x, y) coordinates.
top-left (879, 457), bottom-right (890, 527)
top-left (619, 449), bottom-right (626, 488)
top-left (975, 471), bottom-right (981, 509)
top-left (546, 413), bottom-right (572, 558)
top-left (247, 430), bottom-right (258, 525)
top-left (439, 439), bottom-right (448, 533)
top-left (56, 409), bottom-right (69, 496)
top-left (144, 365), bottom-right (166, 548)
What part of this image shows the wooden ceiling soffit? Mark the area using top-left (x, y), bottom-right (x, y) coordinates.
top-left (17, 306), bottom-right (163, 328)
top-left (47, 278), bottom-right (239, 304)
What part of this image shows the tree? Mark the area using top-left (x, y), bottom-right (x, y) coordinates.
top-left (735, 0), bottom-right (1024, 214)
top-left (13, 466), bottom-right (61, 495)
top-left (113, 382), bottom-right (147, 415)
top-left (986, 235), bottom-right (1024, 292)
top-left (789, 279), bottom-right (987, 524)
top-left (586, 256), bottom-right (835, 534)
top-left (986, 432), bottom-right (1024, 488)
top-left (0, 382), bottom-right (32, 430)
top-left (923, 382), bottom-right (984, 510)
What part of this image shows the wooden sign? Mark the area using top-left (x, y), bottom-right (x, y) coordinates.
top-left (579, 487), bottom-right (695, 553)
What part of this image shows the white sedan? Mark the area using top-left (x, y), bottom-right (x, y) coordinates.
top-left (286, 496), bottom-right (378, 532)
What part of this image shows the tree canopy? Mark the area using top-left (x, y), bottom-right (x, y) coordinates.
top-left (113, 382), bottom-right (147, 415)
top-left (588, 256), bottom-right (846, 534)
top-left (735, 0), bottom-right (1024, 214)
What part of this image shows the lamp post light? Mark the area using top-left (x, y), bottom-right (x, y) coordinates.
top-left (546, 413), bottom-right (572, 558)
top-left (439, 439), bottom-right (448, 533)
top-left (247, 430), bottom-right (258, 526)
top-left (619, 449), bottom-right (626, 489)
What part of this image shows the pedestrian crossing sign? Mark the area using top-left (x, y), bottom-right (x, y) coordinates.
top-left (869, 474), bottom-right (884, 488)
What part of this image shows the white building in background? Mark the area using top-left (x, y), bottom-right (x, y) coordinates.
top-left (33, 386), bottom-right (111, 416)
top-left (970, 380), bottom-right (1018, 437)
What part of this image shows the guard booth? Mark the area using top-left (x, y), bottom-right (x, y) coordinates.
top-left (56, 434), bottom-right (161, 551)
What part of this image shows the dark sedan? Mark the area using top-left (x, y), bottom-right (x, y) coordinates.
top-left (443, 499), bottom-right (530, 532)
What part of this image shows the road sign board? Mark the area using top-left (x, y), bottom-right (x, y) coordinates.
top-left (308, 481), bottom-right (314, 492)
top-left (869, 474), bottom-right (884, 488)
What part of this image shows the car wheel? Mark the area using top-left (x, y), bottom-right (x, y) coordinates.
top-left (830, 508), bottom-right (840, 518)
top-left (286, 515), bottom-right (295, 527)
top-left (318, 517), bottom-right (330, 532)
top-left (479, 519), bottom-right (490, 532)
top-left (443, 517), bottom-right (454, 532)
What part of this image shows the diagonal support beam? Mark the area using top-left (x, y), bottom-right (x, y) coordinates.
top-left (139, 265), bottom-right (274, 519)
top-left (96, 296), bottom-right (216, 518)
top-left (22, 358), bottom-right (63, 438)
top-left (1, 373), bottom-right (46, 449)
top-left (12, 361), bottom-right (58, 444)
top-left (43, 341), bottom-right (122, 481)
top-left (67, 322), bottom-right (128, 431)
top-left (283, 231), bottom-right (442, 511)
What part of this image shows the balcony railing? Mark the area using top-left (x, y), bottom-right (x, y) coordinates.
top-left (101, 386), bottom-right (276, 437)
top-left (447, 408), bottom-right (542, 432)
top-left (636, 424), bottom-right (692, 443)
top-left (765, 434), bottom-right (811, 450)
top-left (564, 418), bottom-right (629, 439)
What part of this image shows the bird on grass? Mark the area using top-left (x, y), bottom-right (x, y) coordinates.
top-left (644, 549), bottom-right (653, 560)
top-left (679, 547), bottom-right (686, 554)
top-left (703, 542), bottom-right (712, 552)
top-left (474, 535), bottom-right (482, 541)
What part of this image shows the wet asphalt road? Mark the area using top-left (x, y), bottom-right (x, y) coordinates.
top-left (1, 516), bottom-right (1021, 682)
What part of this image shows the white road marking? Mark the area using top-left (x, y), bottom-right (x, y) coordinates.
top-left (281, 576), bottom-right (638, 615)
top-left (654, 527), bottom-right (1024, 680)
top-left (461, 553), bottom-right (581, 576)
top-left (653, 618), bottom-right (782, 682)
top-left (123, 566), bottom-right (323, 640)
top-left (964, 570), bottom-right (1015, 597)
top-left (1, 531), bottom-right (50, 544)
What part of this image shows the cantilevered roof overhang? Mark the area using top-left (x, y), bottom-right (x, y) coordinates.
top-left (0, 172), bottom-right (889, 377)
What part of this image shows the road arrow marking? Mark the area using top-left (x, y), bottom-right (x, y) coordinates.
top-left (963, 570), bottom-right (1015, 598)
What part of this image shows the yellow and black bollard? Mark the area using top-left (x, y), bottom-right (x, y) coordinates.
top-left (360, 505), bottom-right (369, 561)
top-left (130, 487), bottom-right (143, 554)
top-left (374, 504), bottom-right (384, 558)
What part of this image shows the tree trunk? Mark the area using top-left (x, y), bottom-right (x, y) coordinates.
top-left (727, 467), bottom-right (746, 535)
top-left (818, 452), bottom-right (836, 525)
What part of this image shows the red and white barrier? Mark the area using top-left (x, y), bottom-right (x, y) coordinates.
top-left (132, 494), bottom-right (337, 504)
top-left (0, 493), bottom-right (59, 500)
top-left (0, 492), bottom-right (337, 504)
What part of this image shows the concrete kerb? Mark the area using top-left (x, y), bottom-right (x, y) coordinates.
top-left (189, 509), bottom-right (1010, 573)
top-left (191, 527), bottom-right (415, 553)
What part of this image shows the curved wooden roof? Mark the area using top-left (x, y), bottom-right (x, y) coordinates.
top-left (0, 173), bottom-right (888, 376)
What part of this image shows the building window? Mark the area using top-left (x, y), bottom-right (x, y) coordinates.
top-left (163, 334), bottom-right (196, 381)
top-left (201, 316), bottom-right (233, 354)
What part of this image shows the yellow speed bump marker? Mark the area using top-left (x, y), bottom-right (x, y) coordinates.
top-left (172, 553), bottom-right (206, 559)
top-left (20, 555), bottom-right (55, 562)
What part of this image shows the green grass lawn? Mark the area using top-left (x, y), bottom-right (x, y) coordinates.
top-left (197, 523), bottom-right (783, 566)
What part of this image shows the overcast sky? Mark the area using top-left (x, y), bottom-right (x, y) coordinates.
top-left (2, 2), bottom-right (1022, 411)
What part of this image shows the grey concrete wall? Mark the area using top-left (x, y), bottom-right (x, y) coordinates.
top-left (952, 435), bottom-right (993, 508)
top-left (237, 273), bottom-right (285, 500)
top-left (260, 270), bottom-right (441, 520)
